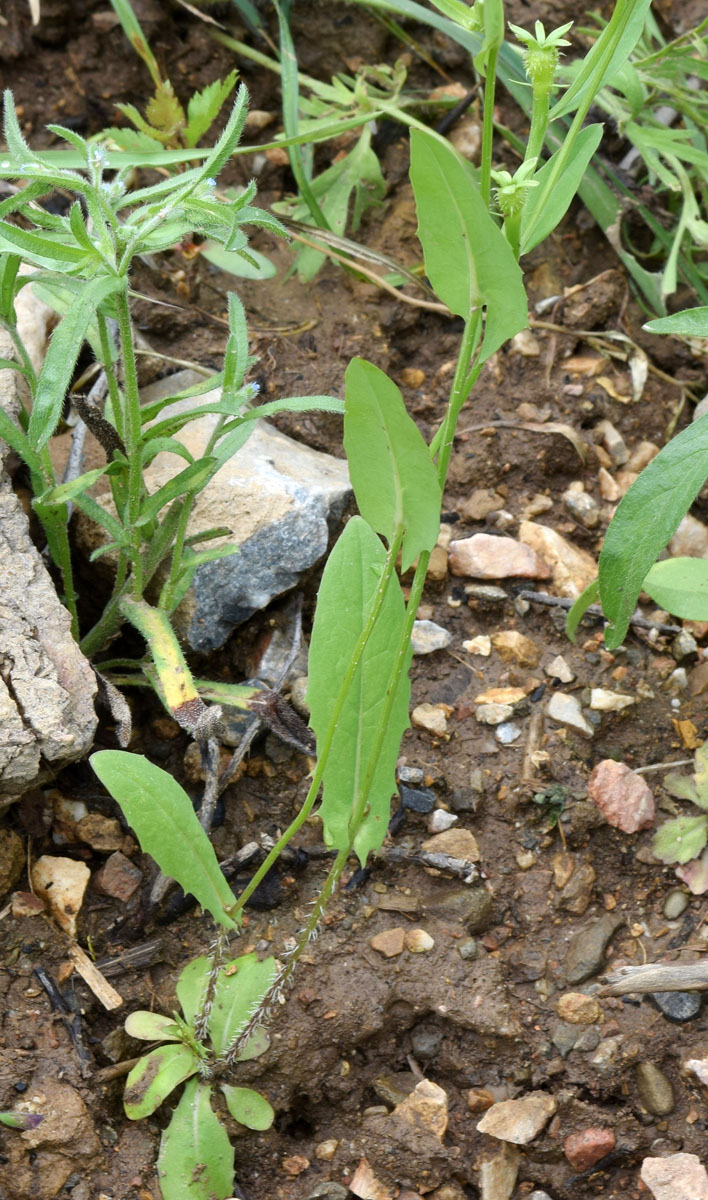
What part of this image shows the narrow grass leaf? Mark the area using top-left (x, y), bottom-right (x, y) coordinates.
top-left (599, 409), bottom-right (708, 648)
top-left (157, 1079), bottom-right (235, 1200)
top-left (642, 558), bottom-right (708, 620)
top-left (222, 1085), bottom-right (274, 1131)
top-left (124, 1044), bottom-right (199, 1120)
top-left (409, 129), bottom-right (527, 360)
top-left (208, 953), bottom-right (276, 1056)
top-left (91, 751), bottom-right (237, 928)
top-left (551, 0), bottom-right (653, 121)
top-left (308, 517), bottom-right (410, 865)
top-left (344, 357), bottom-right (440, 570)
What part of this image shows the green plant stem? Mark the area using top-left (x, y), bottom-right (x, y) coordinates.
top-left (479, 48), bottom-right (499, 207)
top-left (1, 319), bottom-right (37, 395)
top-left (225, 529), bottom-right (404, 923)
top-left (97, 313), bottom-right (123, 443)
top-left (43, 509), bottom-right (80, 639)
top-left (525, 88), bottom-right (550, 164)
top-left (114, 288), bottom-right (144, 597)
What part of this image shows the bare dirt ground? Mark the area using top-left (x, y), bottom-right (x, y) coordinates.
top-left (2, 3), bottom-right (708, 1199)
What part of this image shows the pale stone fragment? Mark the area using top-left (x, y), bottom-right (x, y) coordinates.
top-left (477, 1091), bottom-right (556, 1144)
top-left (519, 521), bottom-right (597, 598)
top-left (31, 855), bottom-right (91, 937)
top-left (449, 533), bottom-right (551, 580)
top-left (545, 692), bottom-right (594, 737)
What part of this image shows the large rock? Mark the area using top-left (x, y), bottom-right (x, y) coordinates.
top-left (80, 372), bottom-right (351, 651)
top-left (0, 331), bottom-right (97, 807)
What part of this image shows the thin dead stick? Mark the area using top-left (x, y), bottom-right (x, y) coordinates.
top-left (634, 759), bottom-right (693, 775)
top-left (600, 961), bottom-right (708, 996)
top-left (521, 710), bottom-right (546, 787)
top-left (518, 590), bottom-right (682, 635)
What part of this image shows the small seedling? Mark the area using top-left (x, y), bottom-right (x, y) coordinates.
top-left (653, 743), bottom-right (708, 893)
top-left (0, 1112), bottom-right (44, 1130)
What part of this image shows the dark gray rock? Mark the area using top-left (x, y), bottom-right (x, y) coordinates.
top-left (564, 913), bottom-right (623, 985)
top-left (399, 785), bottom-right (436, 814)
top-left (651, 990), bottom-right (704, 1023)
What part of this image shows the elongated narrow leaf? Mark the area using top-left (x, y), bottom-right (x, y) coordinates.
top-left (201, 241), bottom-right (276, 280)
top-left (37, 466), bottom-right (112, 507)
top-left (642, 558), bottom-right (708, 620)
top-left (29, 276), bottom-right (123, 449)
top-left (599, 410), bottom-right (708, 648)
top-left (344, 358), bottom-right (440, 571)
top-left (307, 517), bottom-right (411, 864)
top-left (157, 1079), bottom-right (235, 1200)
top-left (565, 577), bottom-right (600, 643)
top-left (645, 307), bottom-right (708, 337)
top-left (0, 220), bottom-right (87, 269)
top-left (521, 125), bottom-right (604, 254)
top-left (124, 1044), bottom-right (199, 1119)
top-left (208, 953), bottom-right (276, 1056)
top-left (0, 253), bottom-right (20, 320)
top-left (134, 458), bottom-right (216, 526)
top-left (551, 0), bottom-right (653, 121)
top-left (91, 751), bottom-right (237, 928)
top-left (222, 1085), bottom-right (274, 1131)
top-left (176, 957), bottom-right (210, 1026)
top-left (409, 129), bottom-right (527, 360)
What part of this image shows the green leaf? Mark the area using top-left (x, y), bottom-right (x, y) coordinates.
top-left (409, 129), bottom-right (527, 360)
top-left (208, 953), bottom-right (276, 1056)
top-left (157, 1079), bottom-right (235, 1200)
top-left (551, 0), bottom-right (653, 121)
top-left (642, 558), bottom-right (708, 620)
top-left (109, 0), bottom-right (162, 87)
top-left (186, 72), bottom-right (239, 148)
top-left (652, 814), bottom-right (708, 865)
top-left (36, 466), bottom-right (112, 507)
top-left (201, 241), bottom-right (276, 280)
top-left (125, 1010), bottom-right (182, 1042)
top-left (134, 459), bottom-right (217, 527)
top-left (645, 307), bottom-right (708, 337)
top-left (663, 772), bottom-right (701, 805)
top-left (236, 395), bottom-right (345, 423)
top-left (598, 409), bottom-right (708, 649)
top-left (91, 752), bottom-right (237, 929)
top-left (307, 517), bottom-right (411, 865)
top-left (0, 220), bottom-right (89, 271)
top-left (176, 957), bottom-right (211, 1026)
top-left (221, 1085), bottom-right (274, 1131)
top-left (29, 276), bottom-right (124, 450)
top-left (565, 577), bottom-right (600, 643)
top-left (0, 253), bottom-right (20, 320)
top-left (344, 358), bottom-right (440, 571)
top-left (124, 1044), bottom-right (199, 1119)
top-left (521, 125), bottom-right (604, 254)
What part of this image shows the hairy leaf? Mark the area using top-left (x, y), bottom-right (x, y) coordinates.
top-left (652, 814), bottom-right (708, 865)
top-left (91, 752), bottom-right (237, 928)
top-left (176, 957), bottom-right (211, 1026)
top-left (157, 1079), bottom-right (235, 1200)
top-left (208, 953), bottom-right (276, 1056)
top-left (344, 357), bottom-right (440, 571)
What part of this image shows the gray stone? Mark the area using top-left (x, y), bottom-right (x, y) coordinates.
top-left (664, 889), bottom-right (690, 920)
top-left (496, 722), bottom-right (522, 744)
top-left (411, 620), bottom-right (452, 654)
top-left (546, 692), bottom-right (594, 737)
top-left (82, 374), bottom-right (351, 651)
top-left (565, 913), bottom-right (623, 984)
top-left (410, 1025), bottom-right (443, 1060)
top-left (458, 938), bottom-right (478, 960)
top-left (478, 1142), bottom-right (520, 1200)
top-left (430, 886), bottom-right (494, 934)
top-left (465, 584), bottom-right (509, 608)
top-left (636, 1062), bottom-right (675, 1116)
top-left (551, 1021), bottom-right (578, 1058)
top-left (651, 991), bottom-right (703, 1023)
top-left (563, 484), bottom-right (600, 529)
top-left (0, 331), bottom-right (97, 805)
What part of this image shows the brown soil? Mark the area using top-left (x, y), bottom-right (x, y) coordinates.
top-left (2, 3), bottom-right (708, 1200)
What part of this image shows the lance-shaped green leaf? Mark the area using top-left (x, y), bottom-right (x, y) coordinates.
top-left (344, 358), bottom-right (441, 572)
top-left (598, 409), bottom-right (708, 648)
top-left (222, 1085), bottom-right (274, 1131)
top-left (409, 129), bottom-right (527, 361)
top-left (124, 1043), bottom-right (200, 1120)
top-left (521, 125), bottom-right (604, 254)
top-left (642, 558), bottom-right (708, 621)
top-left (29, 275), bottom-right (124, 450)
top-left (645, 307), bottom-right (708, 337)
top-left (176, 957), bottom-right (211, 1026)
top-left (551, 0), bottom-right (652, 120)
top-left (157, 1079), bottom-right (235, 1200)
top-left (91, 752), bottom-right (237, 929)
top-left (307, 517), bottom-right (411, 864)
top-left (124, 1010), bottom-right (182, 1042)
top-left (208, 953), bottom-right (276, 1056)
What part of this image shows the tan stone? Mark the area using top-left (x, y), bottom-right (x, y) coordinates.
top-left (392, 1079), bottom-right (448, 1139)
top-left (370, 928), bottom-right (406, 958)
top-left (491, 630), bottom-right (540, 667)
top-left (519, 521), bottom-right (597, 598)
top-left (557, 992), bottom-right (602, 1024)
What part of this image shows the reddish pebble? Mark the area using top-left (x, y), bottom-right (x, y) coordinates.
top-left (563, 1127), bottom-right (615, 1171)
top-left (587, 760), bottom-right (655, 833)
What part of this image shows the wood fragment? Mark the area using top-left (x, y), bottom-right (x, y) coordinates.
top-left (68, 941), bottom-right (123, 1010)
top-left (600, 961), bottom-right (708, 996)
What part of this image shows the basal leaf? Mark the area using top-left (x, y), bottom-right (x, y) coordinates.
top-left (599, 409), bottom-right (708, 649)
top-left (201, 241), bottom-right (276, 280)
top-left (221, 1085), bottom-right (274, 1131)
top-left (125, 1010), bottom-right (182, 1042)
top-left (91, 752), bottom-right (237, 928)
top-left (307, 517), bottom-right (410, 865)
top-left (409, 128), bottom-right (527, 360)
top-left (642, 558), bottom-right (708, 620)
top-left (124, 1044), bottom-right (199, 1119)
top-left (176, 957), bottom-right (211, 1026)
top-left (652, 814), bottom-right (708, 865)
top-left (344, 357), bottom-right (441, 571)
top-left (663, 772), bottom-right (701, 805)
top-left (157, 1079), bottom-right (235, 1200)
top-left (208, 953), bottom-right (276, 1056)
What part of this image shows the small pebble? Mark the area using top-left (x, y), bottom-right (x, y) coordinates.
top-left (405, 928), bottom-right (435, 953)
top-left (492, 630), bottom-right (540, 667)
top-left (398, 766), bottom-right (425, 785)
top-left (515, 850), bottom-right (536, 870)
top-left (546, 692), bottom-right (594, 737)
top-left (315, 1139), bottom-right (338, 1161)
top-left (428, 809), bottom-right (458, 833)
top-left (411, 620), bottom-right (453, 655)
top-left (557, 992), bottom-right (602, 1024)
top-left (563, 1127), bottom-right (615, 1172)
top-left (476, 703), bottom-right (514, 726)
top-left (458, 938), bottom-right (478, 960)
top-left (370, 928), bottom-right (405, 958)
top-left (636, 1062), bottom-right (675, 1115)
top-left (589, 688), bottom-right (635, 712)
top-left (672, 630), bottom-right (698, 661)
top-left (463, 635), bottom-right (491, 656)
top-left (651, 991), bottom-right (703, 1023)
top-left (545, 655), bottom-right (575, 683)
top-left (496, 722), bottom-right (522, 744)
top-left (411, 703), bottom-right (451, 736)
top-left (399, 785), bottom-right (436, 813)
top-left (663, 889), bottom-right (689, 919)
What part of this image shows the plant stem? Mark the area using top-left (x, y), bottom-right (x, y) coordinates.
top-left (479, 47), bottom-right (499, 207)
top-left (525, 88), bottom-right (550, 164)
